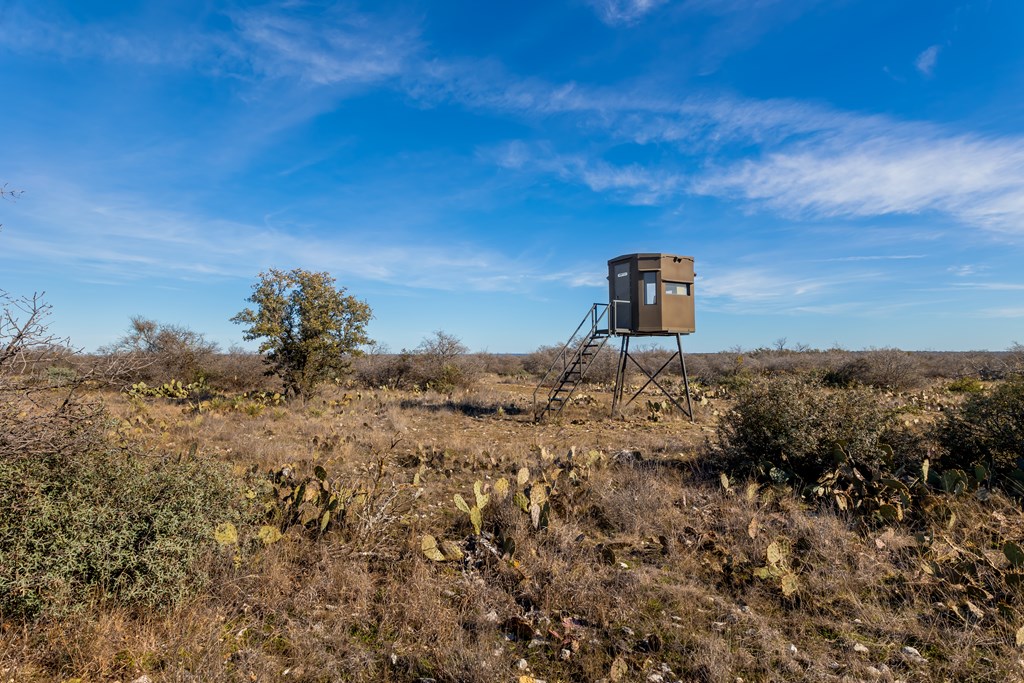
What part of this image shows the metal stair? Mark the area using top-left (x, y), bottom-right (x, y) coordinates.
top-left (533, 303), bottom-right (611, 420)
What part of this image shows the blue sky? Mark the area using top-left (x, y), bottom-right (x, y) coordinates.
top-left (2, 0), bottom-right (1023, 353)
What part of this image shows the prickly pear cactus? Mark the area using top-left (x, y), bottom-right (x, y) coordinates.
top-left (453, 479), bottom-right (491, 534)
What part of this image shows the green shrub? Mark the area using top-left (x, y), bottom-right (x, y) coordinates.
top-left (711, 375), bottom-right (904, 484)
top-left (946, 377), bottom-right (985, 393)
top-left (939, 379), bottom-right (1024, 476)
top-left (0, 292), bottom-right (249, 619)
top-left (413, 331), bottom-right (479, 393)
top-left (0, 447), bottom-right (244, 619)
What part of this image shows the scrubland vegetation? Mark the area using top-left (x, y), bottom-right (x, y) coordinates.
top-left (3, 289), bottom-right (1024, 683)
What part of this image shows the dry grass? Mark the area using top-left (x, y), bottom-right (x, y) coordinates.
top-left (3, 373), bottom-right (1024, 683)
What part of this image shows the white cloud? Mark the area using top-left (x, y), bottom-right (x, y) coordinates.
top-left (817, 255), bottom-right (925, 262)
top-left (491, 141), bottom-right (683, 204)
top-left (915, 44), bottom-right (941, 77)
top-left (0, 3), bottom-right (420, 88)
top-left (691, 120), bottom-right (1024, 234)
top-left (475, 87), bottom-right (1024, 235)
top-left (980, 307), bottom-right (1024, 318)
top-left (947, 265), bottom-right (976, 277)
top-left (699, 267), bottom-right (880, 305)
top-left (0, 177), bottom-right (593, 294)
top-left (6, 3), bottom-right (1024, 240)
top-left (230, 8), bottom-right (421, 86)
top-left (588, 0), bottom-right (670, 26)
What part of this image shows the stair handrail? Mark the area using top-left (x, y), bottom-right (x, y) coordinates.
top-left (532, 303), bottom-right (609, 416)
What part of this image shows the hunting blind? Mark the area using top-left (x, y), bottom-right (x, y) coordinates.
top-left (608, 253), bottom-right (695, 335)
top-left (534, 253), bottom-right (696, 421)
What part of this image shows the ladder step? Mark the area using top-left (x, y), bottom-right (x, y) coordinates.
top-left (534, 303), bottom-right (614, 418)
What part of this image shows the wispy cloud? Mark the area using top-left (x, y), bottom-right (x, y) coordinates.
top-left (6, 2), bottom-right (1024, 241)
top-left (947, 265), bottom-right (977, 277)
top-left (587, 0), bottom-right (670, 26)
top-left (0, 4), bottom-right (234, 69)
top-left (0, 3), bottom-right (420, 89)
top-left (980, 307), bottom-right (1024, 318)
top-left (471, 86), bottom-right (1024, 235)
top-left (230, 7), bottom-right (421, 86)
top-left (491, 141), bottom-right (684, 205)
top-left (815, 254), bottom-right (926, 262)
top-left (699, 266), bottom-right (882, 307)
top-left (950, 282), bottom-right (1024, 291)
top-left (691, 118), bottom-right (1024, 234)
top-left (0, 177), bottom-right (594, 294)
top-left (915, 44), bottom-right (941, 77)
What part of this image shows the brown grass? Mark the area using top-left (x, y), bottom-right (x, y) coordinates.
top-left (3, 372), bottom-right (1023, 683)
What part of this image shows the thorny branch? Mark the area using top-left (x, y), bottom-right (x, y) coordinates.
top-left (0, 290), bottom-right (150, 463)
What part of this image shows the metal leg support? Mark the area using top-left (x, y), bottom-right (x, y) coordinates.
top-left (610, 334), bottom-right (695, 422)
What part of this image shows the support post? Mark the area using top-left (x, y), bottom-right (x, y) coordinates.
top-left (611, 335), bottom-right (630, 416)
top-left (609, 333), bottom-right (694, 422)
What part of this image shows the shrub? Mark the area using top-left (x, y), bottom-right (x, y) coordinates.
top-left (821, 357), bottom-right (872, 388)
top-left (1, 291), bottom-right (246, 619)
top-left (946, 376), bottom-right (985, 393)
top-left (355, 334), bottom-right (480, 392)
top-left (938, 379), bottom-right (1024, 476)
top-left (201, 347), bottom-right (280, 393)
top-left (711, 375), bottom-right (904, 485)
top-left (355, 344), bottom-right (416, 389)
top-left (412, 331), bottom-right (478, 393)
top-left (472, 352), bottom-right (527, 378)
top-left (103, 316), bottom-right (219, 385)
top-left (1007, 342), bottom-right (1024, 377)
top-left (0, 448), bottom-right (244, 619)
top-left (822, 349), bottom-right (923, 391)
top-left (524, 341), bottom-right (618, 384)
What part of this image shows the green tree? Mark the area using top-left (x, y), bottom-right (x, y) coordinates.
top-left (231, 268), bottom-right (373, 397)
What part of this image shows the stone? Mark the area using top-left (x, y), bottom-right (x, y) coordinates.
top-left (901, 645), bottom-right (927, 663)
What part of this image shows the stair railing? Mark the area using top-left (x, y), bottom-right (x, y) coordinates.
top-left (532, 303), bottom-right (609, 417)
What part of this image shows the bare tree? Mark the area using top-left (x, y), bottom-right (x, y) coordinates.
top-left (102, 315), bottom-right (218, 383)
top-left (0, 183), bottom-right (22, 232)
top-left (1, 290), bottom-right (154, 464)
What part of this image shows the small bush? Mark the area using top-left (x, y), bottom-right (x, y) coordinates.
top-left (822, 349), bottom-right (923, 391)
top-left (358, 332), bottom-right (482, 393)
top-left (946, 376), bottom-right (985, 393)
top-left (201, 348), bottom-right (278, 392)
top-left (938, 379), bottom-right (1024, 476)
top-left (711, 375), bottom-right (904, 485)
top-left (821, 357), bottom-right (872, 388)
top-left (355, 346), bottom-right (416, 389)
top-left (413, 331), bottom-right (478, 393)
top-left (103, 316), bottom-right (219, 385)
top-left (0, 446), bottom-right (244, 619)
